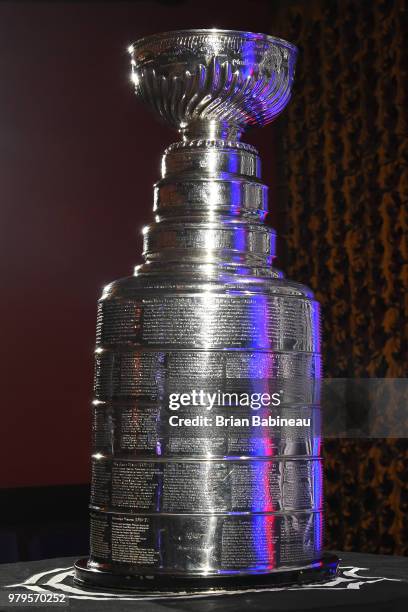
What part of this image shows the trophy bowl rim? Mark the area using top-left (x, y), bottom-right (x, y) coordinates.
top-left (128, 28), bottom-right (298, 56)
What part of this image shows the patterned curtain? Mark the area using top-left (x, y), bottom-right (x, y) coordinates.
top-left (275, 0), bottom-right (408, 554)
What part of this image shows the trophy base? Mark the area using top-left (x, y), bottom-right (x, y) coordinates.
top-left (74, 554), bottom-right (339, 593)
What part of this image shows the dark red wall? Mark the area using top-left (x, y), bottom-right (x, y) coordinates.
top-left (0, 0), bottom-right (281, 487)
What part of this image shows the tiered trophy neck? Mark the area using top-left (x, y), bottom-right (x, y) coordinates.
top-left (134, 138), bottom-right (280, 279)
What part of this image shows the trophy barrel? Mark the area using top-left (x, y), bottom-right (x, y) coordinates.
top-left (75, 29), bottom-right (339, 592)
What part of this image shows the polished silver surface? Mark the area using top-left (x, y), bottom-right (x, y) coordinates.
top-left (83, 29), bottom-right (324, 580)
top-left (128, 29), bottom-right (297, 135)
top-left (88, 511), bottom-right (323, 574)
top-left (90, 457), bottom-right (323, 513)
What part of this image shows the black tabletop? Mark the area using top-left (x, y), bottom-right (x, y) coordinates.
top-left (0, 552), bottom-right (407, 612)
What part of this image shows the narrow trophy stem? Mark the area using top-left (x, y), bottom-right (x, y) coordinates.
top-left (180, 120), bottom-right (243, 143)
top-left (135, 137), bottom-right (280, 279)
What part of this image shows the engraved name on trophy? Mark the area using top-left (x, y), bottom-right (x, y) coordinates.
top-left (75, 29), bottom-right (339, 590)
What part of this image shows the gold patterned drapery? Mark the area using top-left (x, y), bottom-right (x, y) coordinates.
top-left (275, 0), bottom-right (408, 554)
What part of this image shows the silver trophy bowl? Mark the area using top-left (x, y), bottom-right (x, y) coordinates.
top-left (75, 29), bottom-right (338, 592)
top-left (129, 29), bottom-right (297, 138)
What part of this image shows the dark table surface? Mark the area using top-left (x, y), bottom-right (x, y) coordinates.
top-left (0, 552), bottom-right (407, 612)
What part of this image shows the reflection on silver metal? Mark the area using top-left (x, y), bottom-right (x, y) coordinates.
top-left (76, 29), bottom-right (336, 589)
top-left (128, 29), bottom-right (297, 135)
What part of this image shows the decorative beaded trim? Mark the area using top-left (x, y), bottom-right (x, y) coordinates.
top-left (165, 140), bottom-right (258, 154)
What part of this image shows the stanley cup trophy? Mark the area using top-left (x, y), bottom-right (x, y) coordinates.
top-left (75, 29), bottom-right (339, 591)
